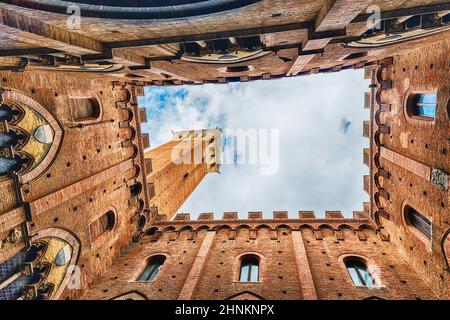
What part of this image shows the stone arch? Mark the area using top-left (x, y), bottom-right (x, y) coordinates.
top-left (318, 224), bottom-right (335, 238)
top-left (255, 224), bottom-right (272, 231)
top-left (112, 291), bottom-right (148, 300)
top-left (126, 126), bottom-right (137, 141)
top-left (132, 164), bottom-right (140, 179)
top-left (138, 214), bottom-right (147, 230)
top-left (275, 224), bottom-right (293, 231)
top-left (13, 0), bottom-right (263, 19)
top-left (298, 224), bottom-right (315, 231)
top-left (226, 290), bottom-right (265, 300)
top-left (338, 224), bottom-right (356, 237)
top-left (145, 227), bottom-right (160, 236)
top-left (235, 224), bottom-right (252, 238)
top-left (235, 224), bottom-right (252, 230)
top-left (196, 225), bottom-right (213, 233)
top-left (178, 225), bottom-right (194, 232)
top-left (177, 226), bottom-right (194, 240)
top-left (121, 107), bottom-right (133, 122)
top-left (1, 89), bottom-right (63, 183)
top-left (441, 229), bottom-right (450, 270)
top-left (337, 224), bottom-right (356, 231)
top-left (358, 224), bottom-right (376, 232)
top-left (31, 228), bottom-right (81, 300)
top-left (161, 226), bottom-right (176, 233)
top-left (130, 181), bottom-right (142, 196)
top-left (298, 224), bottom-right (315, 239)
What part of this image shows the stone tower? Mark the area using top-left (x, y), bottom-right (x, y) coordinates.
top-left (145, 129), bottom-right (223, 220)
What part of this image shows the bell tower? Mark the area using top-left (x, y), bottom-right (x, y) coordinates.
top-left (145, 129), bottom-right (222, 220)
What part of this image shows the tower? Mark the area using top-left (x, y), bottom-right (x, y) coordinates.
top-left (145, 129), bottom-right (223, 220)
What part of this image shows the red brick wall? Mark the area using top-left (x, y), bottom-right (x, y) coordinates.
top-left (81, 214), bottom-right (437, 300)
top-left (370, 38), bottom-right (450, 298)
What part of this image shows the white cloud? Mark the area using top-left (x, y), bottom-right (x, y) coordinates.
top-left (140, 70), bottom-right (370, 219)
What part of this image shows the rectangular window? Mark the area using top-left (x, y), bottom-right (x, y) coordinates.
top-left (414, 93), bottom-right (437, 118)
top-left (250, 264), bottom-right (259, 282)
top-left (240, 265), bottom-right (250, 282)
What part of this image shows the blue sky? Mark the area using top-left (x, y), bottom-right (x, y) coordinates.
top-left (139, 70), bottom-right (370, 219)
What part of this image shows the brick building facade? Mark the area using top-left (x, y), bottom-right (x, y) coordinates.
top-left (0, 1), bottom-right (448, 300)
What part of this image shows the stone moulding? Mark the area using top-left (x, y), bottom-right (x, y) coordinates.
top-left (430, 167), bottom-right (449, 191)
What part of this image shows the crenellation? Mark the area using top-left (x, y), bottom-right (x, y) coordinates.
top-left (325, 211), bottom-right (344, 219)
top-left (173, 213), bottom-right (191, 221)
top-left (299, 211), bottom-right (316, 219)
top-left (352, 211), bottom-right (367, 220)
top-left (247, 211), bottom-right (263, 220)
top-left (273, 211), bottom-right (288, 219)
top-left (222, 212), bottom-right (238, 220)
top-left (197, 212), bottom-right (214, 221)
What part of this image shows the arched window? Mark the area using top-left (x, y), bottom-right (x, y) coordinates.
top-left (404, 206), bottom-right (432, 240)
top-left (138, 255), bottom-right (166, 282)
top-left (69, 98), bottom-right (101, 122)
top-left (344, 257), bottom-right (376, 288)
top-left (89, 211), bottom-right (115, 242)
top-left (239, 255), bottom-right (259, 282)
top-left (407, 92), bottom-right (437, 120)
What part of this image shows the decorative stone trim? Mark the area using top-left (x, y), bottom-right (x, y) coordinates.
top-left (430, 168), bottom-right (449, 191)
top-left (2, 90), bottom-right (63, 184)
top-left (31, 228), bottom-right (81, 300)
top-left (30, 160), bottom-right (133, 215)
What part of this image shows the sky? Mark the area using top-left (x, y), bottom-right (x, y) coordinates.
top-left (139, 70), bottom-right (369, 219)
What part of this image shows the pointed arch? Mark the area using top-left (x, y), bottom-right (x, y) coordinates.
top-left (226, 290), bottom-right (265, 300)
top-left (112, 291), bottom-right (148, 300)
top-left (31, 228), bottom-right (81, 300)
top-left (1, 89), bottom-right (63, 183)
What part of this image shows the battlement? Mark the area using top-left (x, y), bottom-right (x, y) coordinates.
top-left (170, 128), bottom-right (223, 173)
top-left (156, 208), bottom-right (370, 223)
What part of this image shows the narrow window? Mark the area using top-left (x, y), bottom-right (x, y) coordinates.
top-left (405, 206), bottom-right (432, 240)
top-left (138, 255), bottom-right (166, 282)
top-left (344, 257), bottom-right (376, 288)
top-left (239, 255), bottom-right (259, 282)
top-left (89, 211), bottom-right (115, 241)
top-left (409, 93), bottom-right (437, 119)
